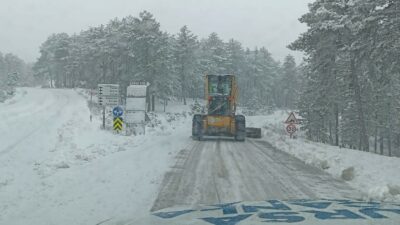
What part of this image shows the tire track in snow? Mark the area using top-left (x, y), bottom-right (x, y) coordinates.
top-left (152, 138), bottom-right (362, 212)
top-left (0, 90), bottom-right (71, 156)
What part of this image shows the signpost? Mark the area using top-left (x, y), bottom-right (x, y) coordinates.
top-left (125, 83), bottom-right (148, 135)
top-left (285, 112), bottom-right (299, 139)
top-left (113, 117), bottom-right (123, 132)
top-left (98, 96), bottom-right (119, 106)
top-left (113, 106), bottom-right (124, 117)
top-left (98, 84), bottom-right (119, 106)
top-left (286, 124), bottom-right (297, 138)
top-left (113, 106), bottom-right (124, 133)
top-left (285, 112), bottom-right (299, 124)
top-left (98, 84), bottom-right (120, 129)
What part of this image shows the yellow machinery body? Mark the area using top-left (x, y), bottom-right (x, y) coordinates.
top-left (204, 115), bottom-right (235, 136)
top-left (192, 75), bottom-right (246, 141)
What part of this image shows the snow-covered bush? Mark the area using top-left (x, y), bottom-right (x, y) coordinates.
top-left (146, 112), bottom-right (162, 128)
top-left (190, 101), bottom-right (204, 115)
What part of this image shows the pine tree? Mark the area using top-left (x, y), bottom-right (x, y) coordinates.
top-left (280, 55), bottom-right (299, 109)
top-left (174, 25), bottom-right (198, 105)
top-left (290, 0), bottom-right (400, 154)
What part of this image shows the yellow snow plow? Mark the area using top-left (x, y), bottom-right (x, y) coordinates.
top-left (192, 75), bottom-right (261, 141)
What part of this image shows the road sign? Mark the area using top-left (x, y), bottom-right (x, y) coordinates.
top-left (113, 106), bottom-right (124, 117)
top-left (113, 117), bottom-right (123, 131)
top-left (130, 81), bottom-right (149, 86)
top-left (127, 84), bottom-right (147, 97)
top-left (99, 96), bottom-right (119, 106)
top-left (126, 98), bottom-right (146, 111)
top-left (98, 84), bottom-right (119, 96)
top-left (98, 84), bottom-right (120, 106)
top-left (286, 124), bottom-right (297, 134)
top-left (285, 112), bottom-right (299, 124)
top-left (126, 83), bottom-right (147, 125)
top-left (125, 111), bottom-right (146, 124)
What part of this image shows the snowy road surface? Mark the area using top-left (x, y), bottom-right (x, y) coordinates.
top-left (152, 138), bottom-right (360, 211)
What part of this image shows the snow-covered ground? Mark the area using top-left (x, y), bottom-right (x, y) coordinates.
top-left (249, 110), bottom-right (400, 202)
top-left (1, 88), bottom-right (399, 225)
top-left (0, 87), bottom-right (192, 225)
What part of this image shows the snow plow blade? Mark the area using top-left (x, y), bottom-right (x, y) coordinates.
top-left (246, 127), bottom-right (262, 138)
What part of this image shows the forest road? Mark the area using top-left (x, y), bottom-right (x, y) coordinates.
top-left (151, 138), bottom-right (360, 211)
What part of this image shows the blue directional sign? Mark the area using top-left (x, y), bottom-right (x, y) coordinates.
top-left (113, 106), bottom-right (124, 117)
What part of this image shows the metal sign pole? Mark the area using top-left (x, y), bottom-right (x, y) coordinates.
top-left (102, 106), bottom-right (106, 129)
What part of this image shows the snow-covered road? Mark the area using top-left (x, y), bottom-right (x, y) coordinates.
top-left (0, 88), bottom-right (72, 155)
top-left (152, 138), bottom-right (360, 211)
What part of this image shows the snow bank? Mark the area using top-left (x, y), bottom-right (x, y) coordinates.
top-left (251, 110), bottom-right (400, 202)
top-left (0, 88), bottom-right (193, 225)
top-left (0, 88), bottom-right (27, 104)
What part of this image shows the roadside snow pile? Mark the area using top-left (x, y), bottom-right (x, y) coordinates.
top-left (0, 88), bottom-right (27, 104)
top-left (257, 110), bottom-right (400, 202)
top-left (146, 112), bottom-right (191, 136)
top-left (0, 89), bottom-right (6, 102)
top-left (0, 88), bottom-right (193, 225)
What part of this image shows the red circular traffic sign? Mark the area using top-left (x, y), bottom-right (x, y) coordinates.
top-left (286, 124), bottom-right (297, 134)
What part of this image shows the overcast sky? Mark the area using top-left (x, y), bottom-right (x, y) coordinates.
top-left (0, 0), bottom-right (313, 63)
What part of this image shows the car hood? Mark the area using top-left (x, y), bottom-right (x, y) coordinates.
top-left (103, 199), bottom-right (400, 225)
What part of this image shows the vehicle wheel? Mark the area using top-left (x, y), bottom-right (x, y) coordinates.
top-left (235, 115), bottom-right (246, 142)
top-left (192, 114), bottom-right (203, 141)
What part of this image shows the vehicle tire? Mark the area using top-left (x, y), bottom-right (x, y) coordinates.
top-left (192, 114), bottom-right (203, 141)
top-left (235, 115), bottom-right (246, 142)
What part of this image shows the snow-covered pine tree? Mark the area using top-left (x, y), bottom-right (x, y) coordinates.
top-left (174, 25), bottom-right (198, 105)
top-left (280, 55), bottom-right (299, 109)
top-left (291, 0), bottom-right (400, 154)
top-left (201, 32), bottom-right (228, 74)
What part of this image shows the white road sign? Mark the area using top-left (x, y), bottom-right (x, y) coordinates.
top-left (125, 84), bottom-right (147, 124)
top-left (127, 85), bottom-right (147, 97)
top-left (126, 98), bottom-right (146, 111)
top-left (285, 112), bottom-right (299, 124)
top-left (98, 96), bottom-right (119, 106)
top-left (98, 84), bottom-right (120, 106)
top-left (125, 111), bottom-right (146, 124)
top-left (98, 84), bottom-right (119, 96)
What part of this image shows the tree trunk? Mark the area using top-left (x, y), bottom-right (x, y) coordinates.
top-left (147, 88), bottom-right (151, 112)
top-left (152, 95), bottom-right (155, 112)
top-left (329, 119), bottom-right (333, 145)
top-left (101, 61), bottom-right (107, 83)
top-left (50, 77), bottom-right (53, 88)
top-left (388, 109), bottom-right (392, 156)
top-left (349, 56), bottom-right (369, 151)
top-left (380, 132), bottom-right (384, 155)
top-left (374, 110), bottom-right (378, 153)
top-left (388, 131), bottom-right (392, 157)
top-left (181, 65), bottom-right (187, 105)
top-left (63, 72), bottom-right (67, 88)
top-left (334, 103), bottom-right (339, 146)
top-left (374, 127), bottom-right (378, 154)
top-left (397, 133), bottom-right (400, 157)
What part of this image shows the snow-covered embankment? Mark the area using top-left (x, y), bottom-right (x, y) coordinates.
top-left (249, 111), bottom-right (400, 202)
